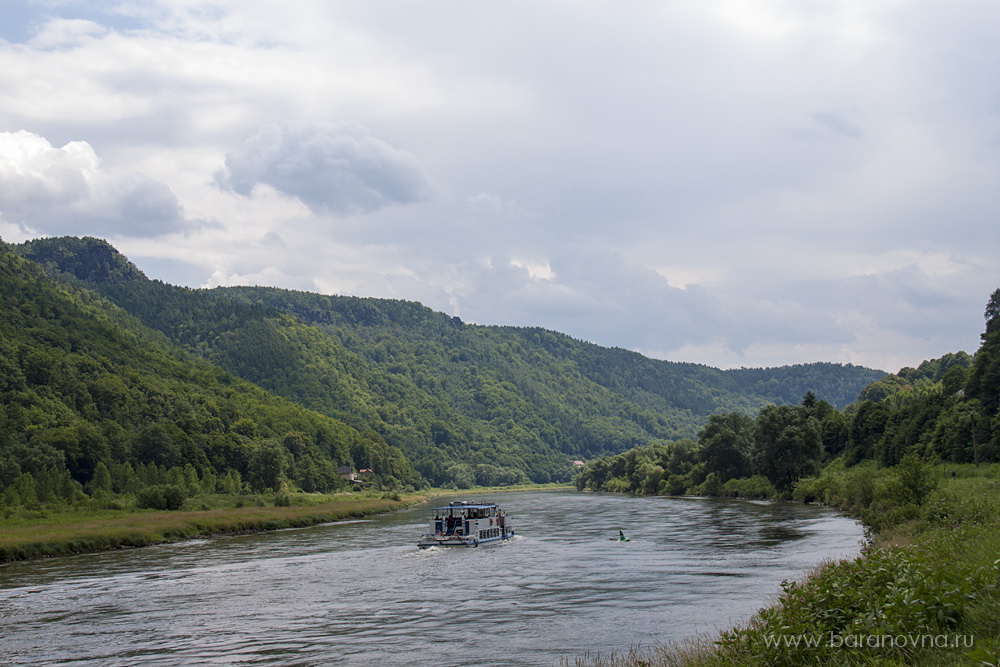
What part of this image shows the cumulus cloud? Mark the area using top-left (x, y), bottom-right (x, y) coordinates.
top-left (0, 1), bottom-right (996, 372)
top-left (0, 130), bottom-right (186, 237)
top-left (217, 120), bottom-right (435, 215)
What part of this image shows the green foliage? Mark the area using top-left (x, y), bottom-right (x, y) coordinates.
top-left (699, 412), bottom-right (754, 482)
top-left (10, 236), bottom-right (884, 491)
top-left (87, 461), bottom-right (112, 496)
top-left (247, 440), bottom-right (288, 493)
top-left (575, 440), bottom-right (706, 495)
top-left (923, 477), bottom-right (1000, 529)
top-left (723, 363), bottom-right (887, 410)
top-left (0, 239), bottom-right (420, 510)
top-left (444, 463), bottom-right (475, 489)
top-left (15, 236), bottom-right (146, 284)
top-left (985, 288), bottom-right (1000, 334)
top-left (714, 544), bottom-right (991, 667)
top-left (579, 284), bottom-right (1000, 516)
top-left (692, 471), bottom-right (724, 496)
top-left (136, 484), bottom-right (186, 510)
top-left (3, 473), bottom-right (40, 508)
top-left (752, 405), bottom-right (822, 490)
top-left (6, 236), bottom-right (997, 530)
top-left (719, 475), bottom-right (777, 499)
top-left (891, 451), bottom-right (939, 506)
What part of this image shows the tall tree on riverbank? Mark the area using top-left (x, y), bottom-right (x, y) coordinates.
top-left (964, 288), bottom-right (1000, 457)
top-left (698, 412), bottom-right (753, 481)
top-left (752, 405), bottom-right (822, 490)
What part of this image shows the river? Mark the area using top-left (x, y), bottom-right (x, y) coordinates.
top-left (0, 490), bottom-right (862, 666)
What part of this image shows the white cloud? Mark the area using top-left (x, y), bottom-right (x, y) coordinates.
top-left (0, 0), bottom-right (997, 373)
top-left (0, 130), bottom-right (187, 237)
top-left (509, 258), bottom-right (555, 282)
top-left (217, 120), bottom-right (436, 215)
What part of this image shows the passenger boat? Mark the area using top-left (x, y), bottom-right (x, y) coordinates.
top-left (417, 501), bottom-right (514, 548)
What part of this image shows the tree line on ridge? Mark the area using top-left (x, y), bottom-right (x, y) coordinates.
top-left (0, 236), bottom-right (892, 509)
top-left (576, 291), bottom-right (999, 531)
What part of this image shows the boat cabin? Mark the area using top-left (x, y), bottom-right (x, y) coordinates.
top-left (418, 500), bottom-right (514, 548)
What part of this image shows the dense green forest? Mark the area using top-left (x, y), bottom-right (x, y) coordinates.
top-left (0, 240), bottom-right (419, 509)
top-left (576, 289), bottom-right (999, 514)
top-left (1, 236), bottom-right (886, 505)
top-left (10, 237), bottom-right (886, 487)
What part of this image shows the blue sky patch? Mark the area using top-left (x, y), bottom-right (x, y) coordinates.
top-left (0, 1), bottom-right (146, 43)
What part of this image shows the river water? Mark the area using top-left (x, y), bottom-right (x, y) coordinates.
top-left (0, 491), bottom-right (862, 666)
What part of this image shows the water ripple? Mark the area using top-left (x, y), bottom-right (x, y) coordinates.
top-left (0, 491), bottom-right (861, 666)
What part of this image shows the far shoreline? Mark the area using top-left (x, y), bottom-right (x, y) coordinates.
top-left (0, 483), bottom-right (572, 564)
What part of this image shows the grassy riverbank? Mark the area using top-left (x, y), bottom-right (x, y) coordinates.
top-left (567, 462), bottom-right (1000, 667)
top-left (0, 491), bottom-right (431, 562)
top-left (0, 482), bottom-right (569, 562)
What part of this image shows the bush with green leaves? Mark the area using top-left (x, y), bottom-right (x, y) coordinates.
top-left (714, 543), bottom-right (996, 667)
top-left (136, 484), bottom-right (186, 511)
top-left (719, 475), bottom-right (778, 499)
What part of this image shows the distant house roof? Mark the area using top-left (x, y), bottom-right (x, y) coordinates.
top-left (573, 460), bottom-right (585, 466)
top-left (359, 468), bottom-right (374, 474)
top-left (337, 466), bottom-right (353, 474)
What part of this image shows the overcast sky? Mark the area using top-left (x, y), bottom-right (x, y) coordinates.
top-left (1, 1), bottom-right (997, 373)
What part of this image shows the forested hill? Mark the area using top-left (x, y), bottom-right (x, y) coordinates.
top-left (0, 238), bottom-right (420, 505)
top-left (11, 236), bottom-right (886, 487)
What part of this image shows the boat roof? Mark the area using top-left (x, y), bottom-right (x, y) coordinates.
top-left (431, 502), bottom-right (499, 511)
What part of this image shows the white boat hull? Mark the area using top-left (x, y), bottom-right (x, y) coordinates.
top-left (417, 533), bottom-right (511, 549)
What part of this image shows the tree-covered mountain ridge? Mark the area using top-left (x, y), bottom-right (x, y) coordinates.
top-left (0, 238), bottom-right (421, 511)
top-left (9, 236), bottom-right (886, 488)
top-left (573, 290), bottom-right (999, 537)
